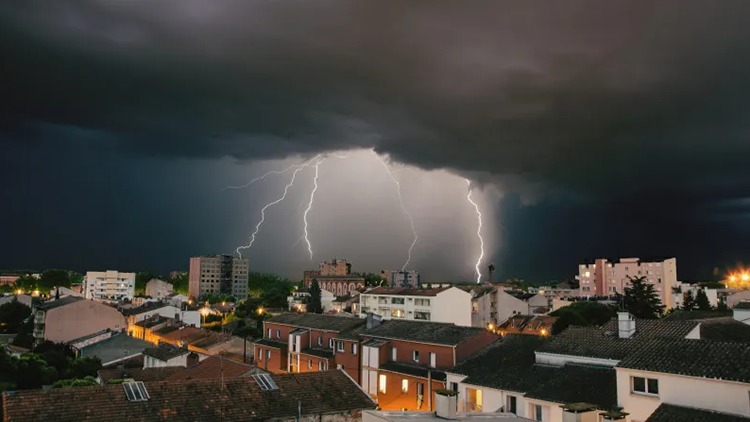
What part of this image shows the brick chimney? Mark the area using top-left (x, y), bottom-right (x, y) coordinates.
top-left (562, 403), bottom-right (598, 422)
top-left (618, 312), bottom-right (635, 339)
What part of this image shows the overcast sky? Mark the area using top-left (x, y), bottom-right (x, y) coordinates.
top-left (3, 1), bottom-right (750, 282)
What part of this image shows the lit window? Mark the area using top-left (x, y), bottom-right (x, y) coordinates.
top-left (401, 379), bottom-right (408, 393)
top-left (308, 359), bottom-right (312, 369)
top-left (378, 374), bottom-right (387, 394)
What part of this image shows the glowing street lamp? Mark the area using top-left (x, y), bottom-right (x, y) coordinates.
top-left (257, 307), bottom-right (264, 316)
top-left (742, 273), bottom-right (749, 282)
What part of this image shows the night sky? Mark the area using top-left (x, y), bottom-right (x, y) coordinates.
top-left (3, 2), bottom-right (750, 282)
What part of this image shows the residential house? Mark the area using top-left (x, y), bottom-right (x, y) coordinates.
top-left (142, 343), bottom-right (199, 368)
top-left (145, 279), bottom-right (174, 300)
top-left (616, 338), bottom-right (750, 421)
top-left (76, 332), bottom-right (153, 366)
top-left (496, 290), bottom-right (550, 324)
top-left (727, 289), bottom-right (750, 309)
top-left (645, 403), bottom-right (750, 422)
top-left (97, 355), bottom-right (254, 384)
top-left (467, 285), bottom-right (497, 328)
top-left (495, 315), bottom-right (557, 336)
top-left (123, 302), bottom-right (201, 331)
top-left (358, 287), bottom-right (473, 326)
top-left (254, 313), bottom-right (366, 375)
top-left (671, 283), bottom-right (719, 308)
top-left (1, 370), bottom-right (376, 421)
top-left (32, 297), bottom-right (127, 345)
top-left (287, 287), bottom-right (335, 312)
top-left (358, 319), bottom-right (498, 412)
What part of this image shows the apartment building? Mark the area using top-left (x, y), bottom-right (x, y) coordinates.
top-left (188, 255), bottom-right (248, 299)
top-left (254, 313), bottom-right (366, 378)
top-left (303, 258), bottom-right (366, 296)
top-left (84, 270), bottom-right (136, 301)
top-left (577, 257), bottom-right (677, 308)
top-left (33, 297), bottom-right (127, 345)
top-left (358, 320), bottom-right (498, 412)
top-left (358, 287), bottom-right (472, 327)
top-left (386, 270), bottom-right (421, 288)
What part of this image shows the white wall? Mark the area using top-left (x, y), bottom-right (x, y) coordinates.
top-left (496, 290), bottom-right (531, 323)
top-left (133, 305), bottom-right (201, 327)
top-left (358, 287), bottom-right (472, 326)
top-left (84, 270), bottom-right (136, 301)
top-left (616, 367), bottom-right (750, 422)
top-left (734, 309), bottom-right (750, 325)
top-left (534, 352), bottom-right (619, 368)
top-left (434, 288), bottom-right (472, 326)
top-left (728, 290), bottom-right (750, 308)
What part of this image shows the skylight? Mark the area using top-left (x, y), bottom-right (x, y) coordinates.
top-left (123, 381), bottom-right (150, 402)
top-left (252, 373), bottom-right (278, 391)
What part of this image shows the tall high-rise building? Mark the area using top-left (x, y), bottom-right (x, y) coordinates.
top-left (84, 270), bottom-right (136, 301)
top-left (385, 270), bottom-right (421, 288)
top-left (577, 257), bottom-right (677, 308)
top-left (188, 255), bottom-right (248, 299)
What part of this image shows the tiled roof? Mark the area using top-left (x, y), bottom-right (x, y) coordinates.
top-left (538, 318), bottom-right (698, 360)
top-left (142, 343), bottom-right (189, 362)
top-left (79, 334), bottom-right (153, 365)
top-left (616, 338), bottom-right (750, 383)
top-left (699, 319), bottom-right (750, 343)
top-left (646, 404), bottom-right (750, 422)
top-left (97, 367), bottom-right (185, 384)
top-left (164, 356), bottom-right (253, 381)
top-left (1, 370), bottom-right (376, 422)
top-left (265, 313), bottom-right (366, 332)
top-left (333, 324), bottom-right (368, 340)
top-left (452, 335), bottom-right (616, 409)
top-left (365, 287), bottom-right (449, 297)
top-left (380, 362), bottom-right (448, 381)
top-left (364, 320), bottom-right (487, 346)
top-left (36, 296), bottom-right (84, 311)
top-left (121, 302), bottom-right (170, 316)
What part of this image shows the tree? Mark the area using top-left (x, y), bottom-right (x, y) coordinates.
top-left (135, 272), bottom-right (161, 296)
top-left (621, 276), bottom-right (664, 319)
top-left (39, 269), bottom-right (72, 290)
top-left (169, 272), bottom-right (189, 295)
top-left (682, 290), bottom-right (695, 311)
top-left (51, 376), bottom-right (98, 389)
top-left (308, 280), bottom-right (323, 313)
top-left (717, 297), bottom-right (729, 311)
top-left (549, 301), bottom-right (617, 334)
top-left (695, 289), bottom-right (712, 311)
top-left (14, 275), bottom-right (38, 292)
top-left (0, 300), bottom-right (32, 333)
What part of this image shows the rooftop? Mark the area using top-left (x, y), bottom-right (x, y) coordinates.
top-left (265, 312), bottom-right (365, 333)
top-left (97, 366), bottom-right (186, 384)
top-left (645, 404), bottom-right (750, 422)
top-left (617, 338), bottom-right (750, 384)
top-left (2, 370), bottom-right (376, 422)
top-left (36, 296), bottom-right (84, 311)
top-left (365, 287), bottom-right (450, 297)
top-left (537, 317), bottom-right (698, 360)
top-left (735, 302), bottom-right (750, 310)
top-left (142, 343), bottom-right (189, 362)
top-left (122, 302), bottom-right (171, 316)
top-left (699, 319), bottom-right (750, 343)
top-left (451, 335), bottom-right (617, 409)
top-left (364, 320), bottom-right (488, 346)
top-left (361, 410), bottom-right (532, 421)
top-left (78, 334), bottom-right (153, 366)
top-left (380, 361), bottom-right (447, 381)
top-left (163, 356), bottom-right (253, 381)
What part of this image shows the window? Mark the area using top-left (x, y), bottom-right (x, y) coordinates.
top-left (336, 341), bottom-right (345, 352)
top-left (429, 352), bottom-right (436, 368)
top-left (329, 338), bottom-right (334, 349)
top-left (319, 361), bottom-right (324, 371)
top-left (392, 347), bottom-right (397, 361)
top-left (317, 336), bottom-right (322, 347)
top-left (391, 309), bottom-right (405, 318)
top-left (378, 374), bottom-right (387, 393)
top-left (414, 311), bottom-right (430, 321)
top-left (308, 359), bottom-right (312, 369)
top-left (275, 329), bottom-right (280, 339)
top-left (506, 396), bottom-right (517, 414)
top-left (467, 388), bottom-right (482, 412)
top-left (391, 297), bottom-right (405, 304)
top-left (532, 404), bottom-right (543, 421)
top-left (267, 328), bottom-right (272, 338)
top-left (632, 376), bottom-right (659, 395)
top-left (416, 382), bottom-right (425, 409)
top-left (414, 298), bottom-right (430, 307)
top-left (352, 344), bottom-right (358, 355)
top-left (412, 350), bottom-right (420, 363)
top-left (257, 348), bottom-right (263, 361)
top-left (266, 350), bottom-right (271, 360)
top-left (401, 379), bottom-right (409, 393)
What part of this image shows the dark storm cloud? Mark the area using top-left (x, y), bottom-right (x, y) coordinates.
top-left (3, 1), bottom-right (750, 200)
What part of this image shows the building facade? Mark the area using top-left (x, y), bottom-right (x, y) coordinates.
top-left (358, 287), bottom-right (473, 327)
top-left (387, 271), bottom-right (421, 288)
top-left (84, 270), bottom-right (136, 301)
top-left (577, 257), bottom-right (678, 308)
top-left (145, 279), bottom-right (174, 300)
top-left (188, 255), bottom-right (248, 299)
top-left (303, 258), bottom-right (366, 296)
top-left (33, 297), bottom-right (127, 345)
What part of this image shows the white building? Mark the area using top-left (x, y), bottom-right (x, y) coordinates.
top-left (387, 270), bottom-right (421, 288)
top-left (671, 283), bottom-right (719, 308)
top-left (142, 343), bottom-right (202, 369)
top-left (577, 257), bottom-right (678, 308)
top-left (287, 288), bottom-right (335, 312)
top-left (496, 290), bottom-right (549, 324)
top-left (84, 270), bottom-right (136, 301)
top-left (358, 287), bottom-right (472, 327)
top-left (123, 303), bottom-right (201, 330)
top-left (145, 278), bottom-right (174, 300)
top-left (188, 255), bottom-right (248, 299)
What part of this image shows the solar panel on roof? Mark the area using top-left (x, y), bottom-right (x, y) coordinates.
top-left (123, 381), bottom-right (150, 402)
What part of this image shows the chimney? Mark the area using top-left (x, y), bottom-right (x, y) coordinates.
top-left (186, 352), bottom-right (200, 367)
top-left (434, 389), bottom-right (458, 420)
top-left (617, 312), bottom-right (635, 339)
top-left (562, 403), bottom-right (599, 422)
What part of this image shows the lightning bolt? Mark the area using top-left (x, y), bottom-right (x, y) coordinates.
top-left (223, 163), bottom-right (305, 190)
top-left (236, 155), bottom-right (321, 258)
top-left (466, 179), bottom-right (485, 283)
top-left (376, 154), bottom-right (418, 271)
top-left (303, 157), bottom-right (325, 260)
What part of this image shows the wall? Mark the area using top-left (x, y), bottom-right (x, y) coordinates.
top-left (254, 343), bottom-right (287, 373)
top-left (45, 300), bottom-right (127, 344)
top-left (734, 309), bottom-right (750, 324)
top-left (145, 279), bottom-right (174, 299)
top-left (496, 290), bottom-right (529, 323)
top-left (143, 353), bottom-right (188, 369)
top-left (376, 370), bottom-right (444, 412)
top-left (728, 290), bottom-right (750, 308)
top-left (455, 331), bottom-right (499, 363)
top-left (616, 367), bottom-right (750, 422)
top-left (335, 338), bottom-right (361, 383)
top-left (433, 288), bottom-right (472, 326)
top-left (534, 352), bottom-right (619, 368)
top-left (188, 257), bottom-right (202, 298)
top-left (383, 339), bottom-right (454, 369)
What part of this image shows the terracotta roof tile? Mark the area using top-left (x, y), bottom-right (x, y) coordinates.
top-left (363, 320), bottom-right (488, 346)
top-left (265, 313), bottom-right (365, 332)
top-left (164, 356), bottom-right (253, 381)
top-left (2, 370), bottom-right (376, 422)
top-left (646, 404), bottom-right (750, 422)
